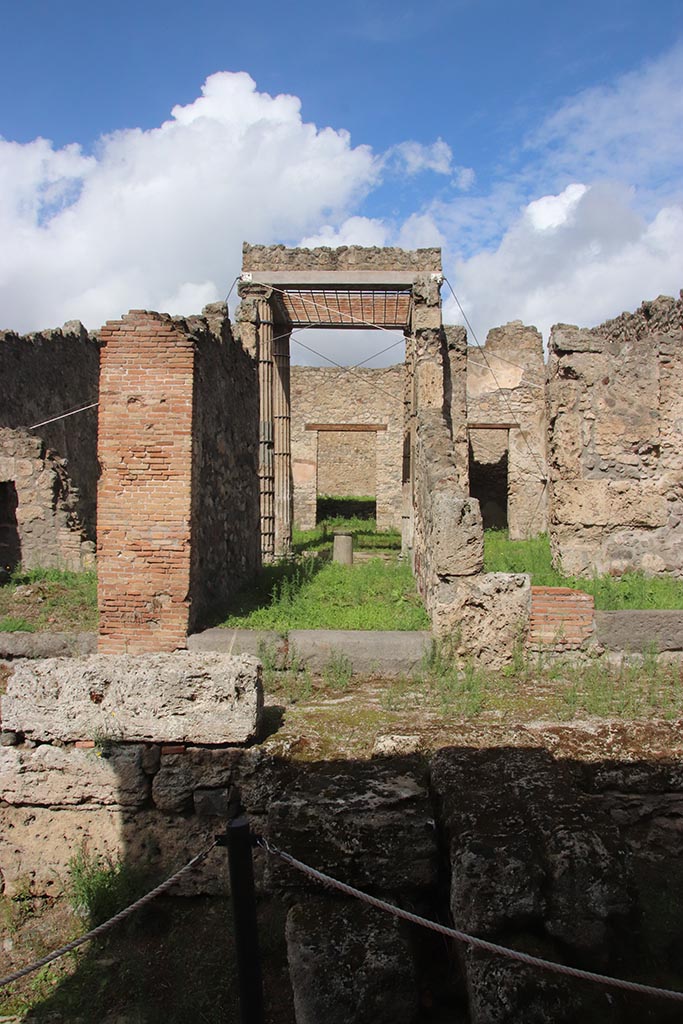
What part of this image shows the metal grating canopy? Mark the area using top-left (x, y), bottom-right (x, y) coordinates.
top-left (279, 287), bottom-right (412, 330)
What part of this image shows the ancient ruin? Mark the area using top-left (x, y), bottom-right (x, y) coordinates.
top-left (1, 247), bottom-right (681, 655)
top-left (2, 249), bottom-right (683, 1023)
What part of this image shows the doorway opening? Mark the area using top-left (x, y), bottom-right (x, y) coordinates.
top-left (469, 447), bottom-right (508, 530)
top-left (0, 481), bottom-right (21, 573)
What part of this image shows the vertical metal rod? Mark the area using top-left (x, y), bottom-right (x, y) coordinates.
top-left (227, 814), bottom-right (264, 1024)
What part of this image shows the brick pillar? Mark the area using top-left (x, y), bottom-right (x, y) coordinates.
top-left (97, 310), bottom-right (194, 652)
top-left (273, 328), bottom-right (292, 556)
top-left (256, 299), bottom-right (275, 561)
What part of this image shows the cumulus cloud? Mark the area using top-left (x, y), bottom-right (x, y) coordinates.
top-left (448, 184), bottom-right (683, 343)
top-left (300, 216), bottom-right (389, 248)
top-left (0, 72), bottom-right (381, 332)
top-left (444, 46), bottom-right (683, 343)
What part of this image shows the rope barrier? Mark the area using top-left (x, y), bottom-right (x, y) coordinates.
top-left (257, 837), bottom-right (683, 1004)
top-left (0, 841), bottom-right (217, 990)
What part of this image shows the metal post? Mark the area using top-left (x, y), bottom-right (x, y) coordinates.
top-left (226, 814), bottom-right (264, 1024)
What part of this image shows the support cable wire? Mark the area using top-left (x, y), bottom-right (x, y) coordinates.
top-left (28, 401), bottom-right (99, 431)
top-left (257, 838), bottom-right (683, 1003)
top-left (443, 277), bottom-right (548, 480)
top-left (0, 841), bottom-right (217, 990)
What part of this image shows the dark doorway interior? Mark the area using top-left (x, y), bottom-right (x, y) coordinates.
top-left (316, 496), bottom-right (376, 521)
top-left (0, 481), bottom-right (21, 574)
top-left (469, 448), bottom-right (508, 530)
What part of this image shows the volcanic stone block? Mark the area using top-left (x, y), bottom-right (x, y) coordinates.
top-left (0, 743), bottom-right (149, 807)
top-left (263, 758), bottom-right (437, 893)
top-left (152, 747), bottom-right (240, 812)
top-left (286, 898), bottom-right (418, 1024)
top-left (2, 652), bottom-right (263, 744)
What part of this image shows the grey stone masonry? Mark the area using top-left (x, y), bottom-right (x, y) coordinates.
top-left (2, 652), bottom-right (263, 744)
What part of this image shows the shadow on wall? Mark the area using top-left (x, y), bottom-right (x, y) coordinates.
top-left (4, 680), bottom-right (683, 1023)
top-left (0, 481), bottom-right (21, 575)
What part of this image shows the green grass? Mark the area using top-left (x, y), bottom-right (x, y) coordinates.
top-left (0, 566), bottom-right (98, 632)
top-left (484, 530), bottom-right (683, 610)
top-left (220, 555), bottom-right (428, 631)
top-left (293, 512), bottom-right (401, 554)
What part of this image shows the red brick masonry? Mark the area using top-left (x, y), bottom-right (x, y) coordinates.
top-left (97, 311), bottom-right (194, 653)
top-left (529, 586), bottom-right (595, 649)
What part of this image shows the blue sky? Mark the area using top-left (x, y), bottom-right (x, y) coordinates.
top-left (1, 0), bottom-right (682, 363)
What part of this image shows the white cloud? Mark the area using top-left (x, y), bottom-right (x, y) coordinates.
top-left (443, 45), bottom-right (683, 343)
top-left (527, 44), bottom-right (683, 203)
top-left (387, 139), bottom-right (453, 176)
top-left (449, 185), bottom-right (683, 344)
top-left (0, 72), bottom-right (381, 332)
top-left (526, 183), bottom-right (587, 231)
top-left (300, 216), bottom-right (389, 248)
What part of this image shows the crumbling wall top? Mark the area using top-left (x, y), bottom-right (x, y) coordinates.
top-left (242, 242), bottom-right (442, 274)
top-left (590, 292), bottom-right (683, 344)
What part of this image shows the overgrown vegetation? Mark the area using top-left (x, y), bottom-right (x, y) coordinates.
top-left (484, 530), bottom-right (683, 609)
top-left (292, 510), bottom-right (401, 554)
top-left (0, 566), bottom-right (98, 632)
top-left (220, 555), bottom-right (428, 631)
top-left (67, 846), bottom-right (151, 926)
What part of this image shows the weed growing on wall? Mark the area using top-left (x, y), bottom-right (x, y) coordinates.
top-left (67, 847), bottom-right (151, 927)
top-left (484, 530), bottom-right (683, 609)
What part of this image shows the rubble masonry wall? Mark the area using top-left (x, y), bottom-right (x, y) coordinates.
top-left (0, 323), bottom-right (100, 569)
top-left (547, 313), bottom-right (683, 577)
top-left (467, 321), bottom-right (548, 539)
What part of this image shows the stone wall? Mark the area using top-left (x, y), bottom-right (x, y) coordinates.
top-left (0, 429), bottom-right (96, 573)
top-left (188, 304), bottom-right (261, 629)
top-left (0, 322), bottom-right (100, 569)
top-left (243, 243), bottom-right (442, 273)
top-left (547, 318), bottom-right (683, 576)
top-left (97, 306), bottom-right (259, 652)
top-left (0, 651), bottom-right (262, 897)
top-left (467, 321), bottom-right (548, 539)
top-left (290, 365), bottom-right (404, 530)
top-left (593, 292), bottom-right (683, 343)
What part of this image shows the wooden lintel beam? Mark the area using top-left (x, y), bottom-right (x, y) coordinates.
top-left (305, 423), bottom-right (388, 432)
top-left (467, 422), bottom-right (518, 430)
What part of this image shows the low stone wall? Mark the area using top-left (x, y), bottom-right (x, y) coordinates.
top-left (0, 652), bottom-right (263, 896)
